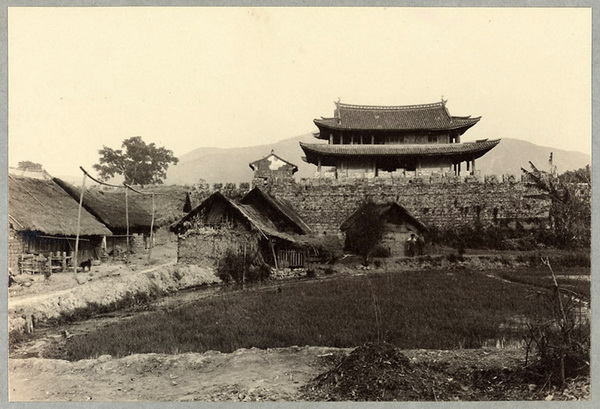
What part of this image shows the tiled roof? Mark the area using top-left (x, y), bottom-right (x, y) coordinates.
top-left (301, 139), bottom-right (500, 157)
top-left (314, 101), bottom-right (480, 131)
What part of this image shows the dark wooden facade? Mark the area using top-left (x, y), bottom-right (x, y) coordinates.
top-left (302, 100), bottom-right (500, 178)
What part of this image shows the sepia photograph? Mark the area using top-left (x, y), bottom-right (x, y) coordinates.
top-left (4, 4), bottom-right (593, 403)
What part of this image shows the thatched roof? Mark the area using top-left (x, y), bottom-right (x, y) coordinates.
top-left (240, 187), bottom-right (312, 234)
top-left (340, 202), bottom-right (428, 233)
top-left (171, 191), bottom-right (304, 242)
top-left (54, 178), bottom-right (154, 234)
top-left (8, 175), bottom-right (112, 236)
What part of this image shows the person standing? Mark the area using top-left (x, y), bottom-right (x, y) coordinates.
top-left (406, 234), bottom-right (416, 257)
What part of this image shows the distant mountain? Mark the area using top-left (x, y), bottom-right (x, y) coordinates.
top-left (165, 133), bottom-right (320, 185)
top-left (476, 138), bottom-right (590, 177)
top-left (161, 135), bottom-right (590, 185)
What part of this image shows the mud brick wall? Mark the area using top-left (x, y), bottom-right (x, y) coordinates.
top-left (258, 176), bottom-right (552, 234)
top-left (177, 228), bottom-right (257, 267)
top-left (8, 227), bottom-right (25, 272)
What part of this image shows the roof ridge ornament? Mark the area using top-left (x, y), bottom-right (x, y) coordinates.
top-left (441, 96), bottom-right (451, 123)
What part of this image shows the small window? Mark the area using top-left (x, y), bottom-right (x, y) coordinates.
top-left (428, 135), bottom-right (438, 143)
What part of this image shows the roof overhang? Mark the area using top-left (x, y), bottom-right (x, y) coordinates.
top-left (300, 139), bottom-right (501, 167)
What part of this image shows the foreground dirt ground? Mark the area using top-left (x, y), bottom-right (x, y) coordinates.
top-left (9, 346), bottom-right (589, 402)
top-left (6, 347), bottom-right (510, 401)
top-left (9, 346), bottom-right (346, 402)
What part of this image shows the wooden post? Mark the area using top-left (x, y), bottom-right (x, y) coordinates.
top-left (125, 187), bottom-right (130, 255)
top-left (73, 172), bottom-right (87, 273)
top-left (270, 240), bottom-right (278, 270)
top-left (472, 159), bottom-right (476, 174)
top-left (148, 193), bottom-right (155, 261)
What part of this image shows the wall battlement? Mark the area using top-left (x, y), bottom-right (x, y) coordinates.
top-left (251, 174), bottom-right (551, 234)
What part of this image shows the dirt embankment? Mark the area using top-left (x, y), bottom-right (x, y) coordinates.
top-left (9, 263), bottom-right (220, 336)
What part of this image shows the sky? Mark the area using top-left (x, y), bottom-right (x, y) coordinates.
top-left (7, 7), bottom-right (592, 178)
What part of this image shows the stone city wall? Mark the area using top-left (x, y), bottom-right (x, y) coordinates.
top-left (254, 175), bottom-right (552, 234)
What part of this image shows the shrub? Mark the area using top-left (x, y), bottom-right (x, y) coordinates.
top-left (369, 245), bottom-right (390, 258)
top-left (216, 248), bottom-right (271, 284)
top-left (525, 258), bottom-right (590, 387)
top-left (302, 235), bottom-right (344, 263)
top-left (446, 253), bottom-right (463, 263)
top-left (344, 201), bottom-right (386, 263)
top-left (428, 223), bottom-right (543, 251)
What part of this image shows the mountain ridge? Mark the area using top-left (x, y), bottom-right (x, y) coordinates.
top-left (54, 136), bottom-right (590, 186)
top-left (164, 135), bottom-right (591, 185)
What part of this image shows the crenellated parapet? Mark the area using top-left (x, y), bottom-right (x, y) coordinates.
top-left (252, 174), bottom-right (553, 235)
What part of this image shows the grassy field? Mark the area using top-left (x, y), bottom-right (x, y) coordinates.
top-left (58, 269), bottom-right (577, 361)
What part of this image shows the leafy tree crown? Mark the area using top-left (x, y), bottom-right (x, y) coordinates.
top-left (93, 136), bottom-right (178, 187)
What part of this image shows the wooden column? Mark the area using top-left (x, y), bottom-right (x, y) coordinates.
top-left (458, 162), bottom-right (462, 176)
top-left (329, 134), bottom-right (333, 144)
top-left (472, 160), bottom-right (476, 174)
top-left (317, 158), bottom-right (322, 176)
top-left (466, 161), bottom-right (470, 172)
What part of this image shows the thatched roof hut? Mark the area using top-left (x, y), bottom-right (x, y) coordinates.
top-left (171, 188), bottom-right (312, 269)
top-left (340, 202), bottom-right (428, 233)
top-left (8, 175), bottom-right (112, 236)
top-left (54, 178), bottom-right (154, 234)
top-left (171, 187), bottom-right (311, 239)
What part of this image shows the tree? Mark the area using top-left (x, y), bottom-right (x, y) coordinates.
top-left (522, 163), bottom-right (590, 248)
top-left (344, 201), bottom-right (386, 264)
top-left (17, 161), bottom-right (43, 172)
top-left (93, 136), bottom-right (179, 187)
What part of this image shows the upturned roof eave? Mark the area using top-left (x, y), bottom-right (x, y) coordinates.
top-left (313, 117), bottom-right (481, 133)
top-left (299, 139), bottom-right (500, 166)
